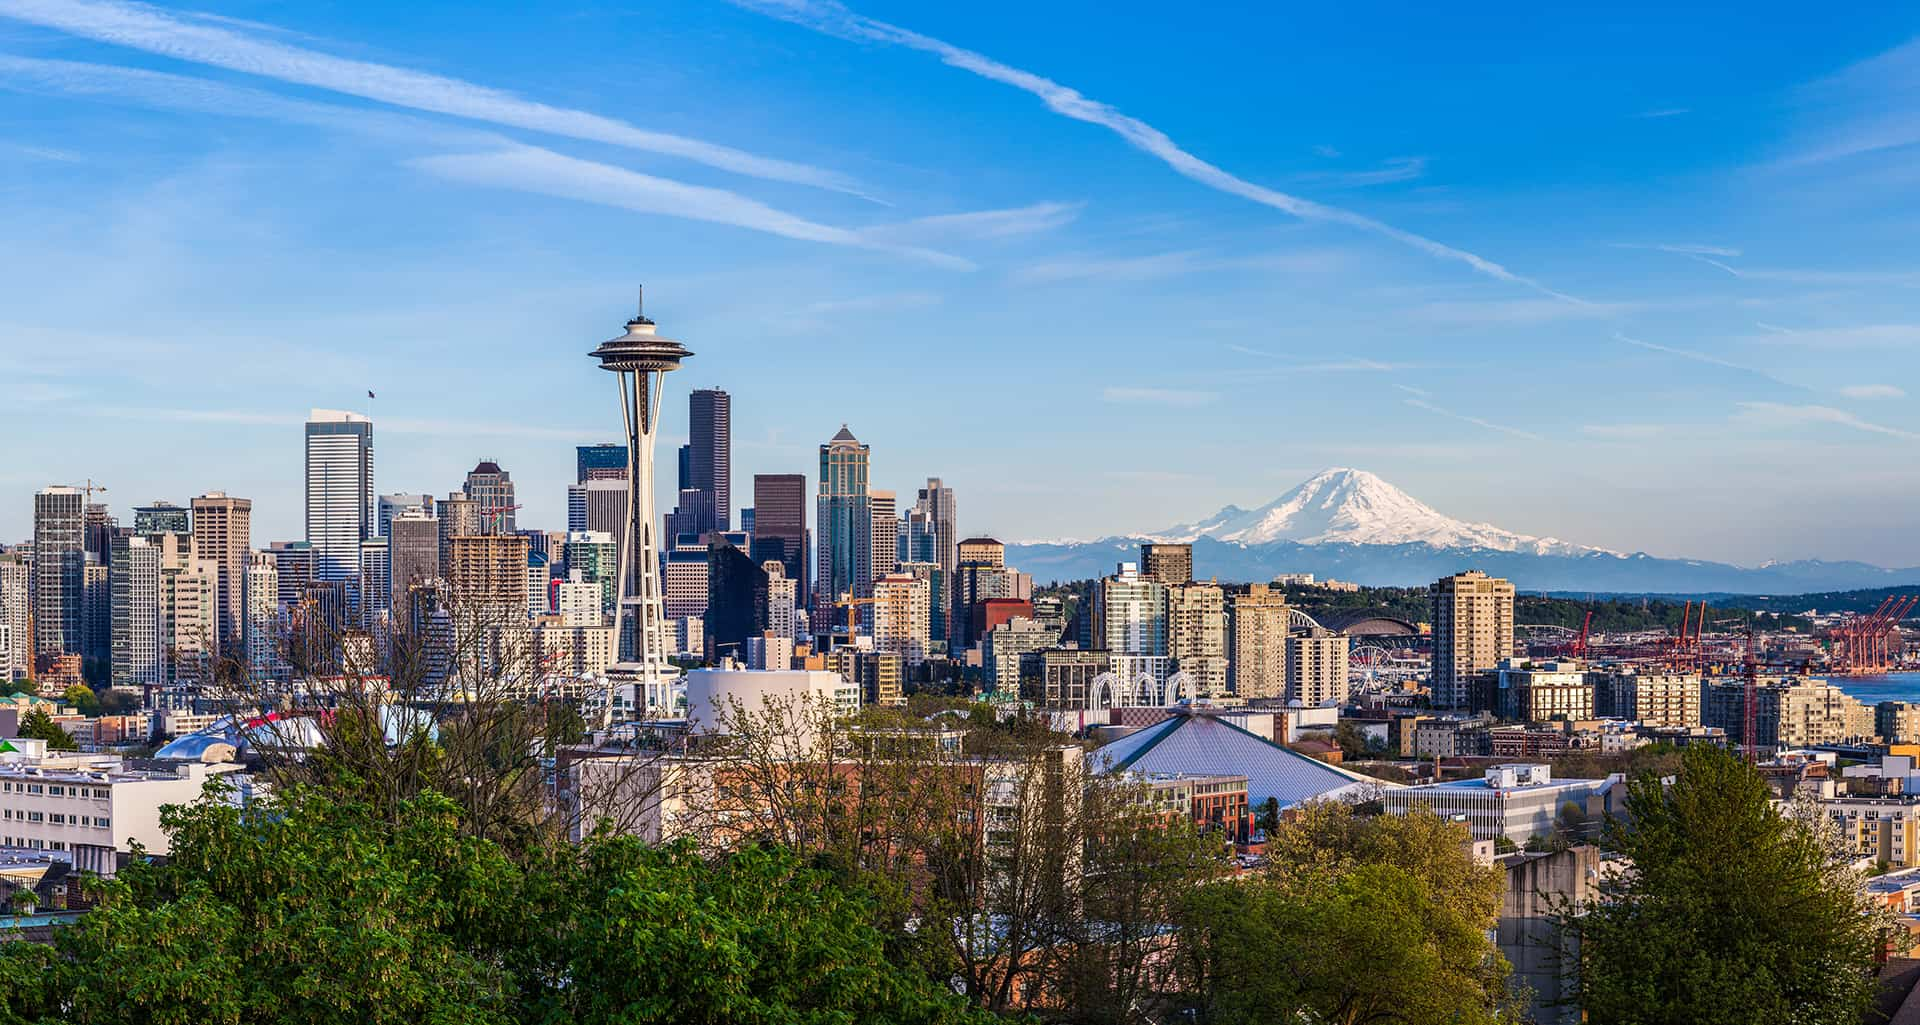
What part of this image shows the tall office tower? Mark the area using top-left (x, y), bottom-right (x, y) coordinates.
top-left (1228, 584), bottom-right (1289, 699)
top-left (358, 538), bottom-right (392, 628)
top-left (1166, 582), bottom-right (1227, 698)
top-left (1287, 629), bottom-right (1350, 708)
top-left (903, 509), bottom-right (935, 565)
top-left (581, 479), bottom-right (629, 567)
top-left (1139, 543), bottom-right (1193, 587)
top-left (305, 409), bottom-right (374, 591)
top-left (816, 426), bottom-right (872, 626)
top-left (751, 473), bottom-right (808, 603)
top-left (956, 536), bottom-right (1005, 569)
top-left (872, 572), bottom-right (931, 666)
top-left (577, 443), bottom-right (629, 482)
top-left (438, 492), bottom-right (482, 571)
top-left (566, 484), bottom-right (589, 532)
top-left (377, 493), bottom-right (433, 537)
top-left (464, 461), bottom-right (516, 534)
top-left (0, 554), bottom-right (30, 680)
top-left (244, 551), bottom-right (287, 682)
top-left (388, 509), bottom-right (441, 616)
top-left (913, 478), bottom-right (958, 574)
top-left (133, 502), bottom-right (191, 537)
top-left (763, 561), bottom-right (799, 643)
top-left (663, 538), bottom-right (711, 622)
top-left (32, 486), bottom-right (85, 661)
top-left (704, 539), bottom-right (768, 662)
top-left (1430, 570), bottom-right (1515, 710)
top-left (269, 541), bottom-right (315, 608)
top-left (869, 490), bottom-right (898, 582)
top-left (688, 388), bottom-right (731, 533)
top-left (740, 508), bottom-right (754, 534)
top-left (949, 536), bottom-right (1011, 651)
top-left (189, 492), bottom-right (252, 653)
top-left (589, 293), bottom-right (691, 718)
top-left (162, 556), bottom-right (218, 687)
top-left (1093, 562), bottom-right (1170, 696)
top-left (663, 487), bottom-right (714, 545)
top-left (83, 562), bottom-right (110, 667)
top-left (110, 535), bottom-right (164, 689)
top-left (525, 551), bottom-right (551, 616)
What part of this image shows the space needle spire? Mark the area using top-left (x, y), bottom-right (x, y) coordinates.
top-left (589, 287), bottom-right (691, 722)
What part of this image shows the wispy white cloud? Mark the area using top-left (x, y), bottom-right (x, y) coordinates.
top-left (1295, 155), bottom-right (1428, 188)
top-left (1841, 384), bottom-right (1906, 400)
top-left (1311, 144), bottom-right (1341, 158)
top-left (1016, 248), bottom-right (1349, 284)
top-left (1615, 331), bottom-right (1794, 388)
top-left (1736, 401), bottom-right (1920, 442)
top-left (1692, 258), bottom-right (1920, 286)
top-left (0, 0), bottom-right (866, 195)
top-left (1402, 398), bottom-right (1544, 442)
top-left (0, 139), bottom-right (82, 162)
top-left (1633, 107), bottom-right (1691, 119)
top-left (1392, 383), bottom-right (1431, 398)
top-left (1611, 241), bottom-right (1741, 257)
top-left (1414, 297), bottom-right (1631, 326)
top-left (406, 147), bottom-right (972, 268)
top-left (1781, 37), bottom-right (1920, 165)
top-left (860, 201), bottom-right (1081, 242)
top-left (731, 0), bottom-right (1582, 302)
top-left (1102, 386), bottom-right (1218, 406)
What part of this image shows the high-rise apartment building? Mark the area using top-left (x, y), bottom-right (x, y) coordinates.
top-left (1430, 570), bottom-right (1515, 710)
top-left (984, 616), bottom-right (1055, 695)
top-left (763, 561), bottom-right (799, 643)
top-left (305, 409), bottom-right (374, 590)
top-left (562, 531), bottom-right (618, 619)
top-left (580, 479), bottom-right (629, 571)
top-left (751, 473), bottom-right (807, 604)
top-left (359, 539), bottom-right (392, 628)
top-left (1229, 584), bottom-right (1289, 699)
top-left (898, 561), bottom-right (947, 647)
top-left (870, 490), bottom-right (898, 583)
top-left (688, 388), bottom-right (731, 533)
top-left (1094, 562), bottom-right (1170, 695)
top-left (110, 535), bottom-right (165, 689)
top-left (817, 426), bottom-right (871, 623)
top-left (268, 542), bottom-right (314, 608)
top-left (32, 486), bottom-right (85, 661)
top-left (1167, 582), bottom-right (1227, 698)
top-left (576, 443), bottom-right (628, 482)
top-left (464, 461), bottom-right (516, 534)
top-left (949, 537), bottom-right (1012, 652)
top-left (1287, 630), bottom-right (1350, 707)
top-left (913, 478), bottom-right (958, 574)
top-left (437, 492), bottom-right (482, 572)
top-left (189, 492), bottom-right (252, 653)
top-left (446, 534), bottom-right (531, 626)
top-left (663, 541), bottom-right (711, 622)
top-left (956, 536), bottom-right (1005, 569)
top-left (1139, 543), bottom-right (1194, 587)
top-left (0, 555), bottom-right (30, 681)
top-left (244, 551), bottom-right (286, 682)
top-left (872, 572), bottom-right (931, 665)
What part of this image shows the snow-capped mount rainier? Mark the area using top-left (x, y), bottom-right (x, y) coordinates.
top-left (1006, 468), bottom-right (1920, 594)
top-left (1147, 468), bottom-right (1602, 556)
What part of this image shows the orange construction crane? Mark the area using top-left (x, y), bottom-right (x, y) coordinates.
top-left (479, 502), bottom-right (523, 535)
top-left (832, 592), bottom-right (874, 649)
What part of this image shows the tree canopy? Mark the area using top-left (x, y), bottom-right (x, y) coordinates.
top-left (1573, 744), bottom-right (1886, 1025)
top-left (16, 707), bottom-right (75, 751)
top-left (0, 785), bottom-right (992, 1025)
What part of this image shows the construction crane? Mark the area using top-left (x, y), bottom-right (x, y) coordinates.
top-left (1831, 595), bottom-right (1917, 674)
top-left (1571, 610), bottom-right (1594, 659)
top-left (478, 503), bottom-right (523, 535)
top-left (831, 592), bottom-right (874, 650)
top-left (56, 479), bottom-right (109, 503)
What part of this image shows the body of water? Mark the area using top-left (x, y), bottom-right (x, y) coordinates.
top-left (1828, 671), bottom-right (1920, 706)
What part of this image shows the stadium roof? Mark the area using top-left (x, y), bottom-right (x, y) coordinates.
top-left (1090, 709), bottom-right (1394, 809)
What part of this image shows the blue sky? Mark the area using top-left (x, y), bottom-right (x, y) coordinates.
top-left (3, 0), bottom-right (1920, 566)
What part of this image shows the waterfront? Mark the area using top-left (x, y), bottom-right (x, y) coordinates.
top-left (1830, 672), bottom-right (1920, 707)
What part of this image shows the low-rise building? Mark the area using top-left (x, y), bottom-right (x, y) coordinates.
top-left (1382, 763), bottom-right (1622, 844)
top-left (0, 738), bottom-right (246, 876)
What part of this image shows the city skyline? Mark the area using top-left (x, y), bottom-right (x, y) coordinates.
top-left (4, 1), bottom-right (1920, 563)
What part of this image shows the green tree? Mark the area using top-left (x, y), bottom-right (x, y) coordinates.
top-left (1178, 805), bottom-right (1518, 1025)
top-left (1573, 744), bottom-right (1887, 1025)
top-left (0, 785), bottom-right (991, 1025)
top-left (17, 706), bottom-right (76, 751)
top-left (61, 684), bottom-right (100, 717)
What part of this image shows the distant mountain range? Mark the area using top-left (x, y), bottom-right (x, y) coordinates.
top-left (1007, 468), bottom-right (1920, 595)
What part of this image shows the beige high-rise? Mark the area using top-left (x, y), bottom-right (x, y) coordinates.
top-left (190, 492), bottom-right (252, 654)
top-left (1168, 582), bottom-right (1227, 697)
top-left (1139, 543), bottom-right (1193, 587)
top-left (1430, 570), bottom-right (1514, 709)
top-left (1229, 584), bottom-right (1289, 700)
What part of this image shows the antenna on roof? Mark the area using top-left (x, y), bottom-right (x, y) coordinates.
top-left (636, 284), bottom-right (644, 318)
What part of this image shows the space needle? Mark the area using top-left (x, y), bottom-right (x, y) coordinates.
top-left (590, 287), bottom-right (690, 722)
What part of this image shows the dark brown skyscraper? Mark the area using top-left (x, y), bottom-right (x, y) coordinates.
top-left (1139, 542), bottom-right (1193, 587)
top-left (752, 473), bottom-right (807, 605)
top-left (689, 388), bottom-right (731, 533)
